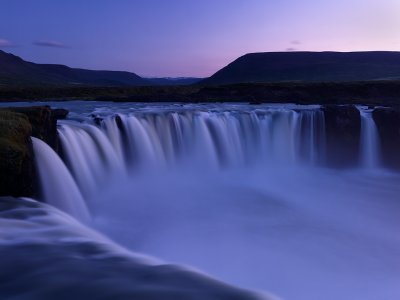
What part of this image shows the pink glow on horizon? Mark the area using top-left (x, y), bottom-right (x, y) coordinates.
top-left (1, 0), bottom-right (400, 77)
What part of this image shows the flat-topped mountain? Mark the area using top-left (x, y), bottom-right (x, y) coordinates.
top-left (0, 50), bottom-right (150, 87)
top-left (200, 51), bottom-right (400, 85)
top-left (147, 77), bottom-right (203, 86)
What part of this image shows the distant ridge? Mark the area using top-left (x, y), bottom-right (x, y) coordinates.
top-left (200, 51), bottom-right (400, 85)
top-left (0, 50), bottom-right (150, 87)
top-left (146, 77), bottom-right (203, 86)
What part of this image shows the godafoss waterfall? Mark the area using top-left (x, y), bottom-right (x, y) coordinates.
top-left (1, 101), bottom-right (400, 300)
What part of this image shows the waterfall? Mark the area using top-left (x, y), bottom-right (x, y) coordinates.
top-left (56, 108), bottom-right (325, 182)
top-left (20, 103), bottom-right (400, 300)
top-left (32, 137), bottom-right (90, 222)
top-left (358, 107), bottom-right (381, 169)
top-left (58, 123), bottom-right (125, 197)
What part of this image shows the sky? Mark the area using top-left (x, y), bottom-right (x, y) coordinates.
top-left (1, 0), bottom-right (400, 77)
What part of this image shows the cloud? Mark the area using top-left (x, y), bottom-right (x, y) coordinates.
top-left (33, 40), bottom-right (68, 48)
top-left (0, 39), bottom-right (15, 47)
top-left (286, 47), bottom-right (297, 52)
top-left (291, 40), bottom-right (301, 45)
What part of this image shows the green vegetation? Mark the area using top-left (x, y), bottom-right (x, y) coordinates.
top-left (0, 111), bottom-right (31, 163)
top-left (0, 85), bottom-right (200, 102)
top-left (1, 81), bottom-right (400, 106)
top-left (0, 110), bottom-right (32, 196)
top-left (0, 106), bottom-right (63, 197)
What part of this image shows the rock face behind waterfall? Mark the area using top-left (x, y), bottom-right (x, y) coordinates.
top-left (323, 105), bottom-right (361, 167)
top-left (0, 106), bottom-right (68, 197)
top-left (373, 107), bottom-right (400, 169)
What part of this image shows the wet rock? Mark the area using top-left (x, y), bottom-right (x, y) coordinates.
top-left (9, 106), bottom-right (59, 151)
top-left (115, 115), bottom-right (124, 131)
top-left (323, 105), bottom-right (361, 167)
top-left (373, 107), bottom-right (400, 169)
top-left (91, 114), bottom-right (103, 126)
top-left (0, 111), bottom-right (34, 197)
top-left (53, 108), bottom-right (69, 120)
top-left (0, 106), bottom-right (69, 197)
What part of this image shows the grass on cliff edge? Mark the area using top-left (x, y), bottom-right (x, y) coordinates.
top-left (0, 110), bottom-right (32, 176)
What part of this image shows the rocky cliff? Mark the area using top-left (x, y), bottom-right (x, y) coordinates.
top-left (373, 107), bottom-right (400, 169)
top-left (323, 105), bottom-right (361, 168)
top-left (0, 106), bottom-right (67, 197)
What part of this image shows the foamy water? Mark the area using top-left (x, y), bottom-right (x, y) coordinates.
top-left (1, 101), bottom-right (399, 299)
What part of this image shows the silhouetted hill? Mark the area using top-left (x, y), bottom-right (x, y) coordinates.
top-left (200, 52), bottom-right (400, 85)
top-left (0, 50), bottom-right (150, 87)
top-left (147, 77), bottom-right (203, 86)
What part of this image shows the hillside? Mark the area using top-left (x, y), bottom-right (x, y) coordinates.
top-left (200, 51), bottom-right (400, 85)
top-left (2, 81), bottom-right (400, 106)
top-left (146, 77), bottom-right (202, 86)
top-left (0, 50), bottom-right (150, 87)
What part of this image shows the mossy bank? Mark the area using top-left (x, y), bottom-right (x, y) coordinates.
top-left (0, 106), bottom-right (68, 197)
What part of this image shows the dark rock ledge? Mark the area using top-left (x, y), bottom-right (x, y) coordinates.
top-left (373, 107), bottom-right (400, 169)
top-left (0, 106), bottom-right (68, 197)
top-left (323, 105), bottom-right (361, 168)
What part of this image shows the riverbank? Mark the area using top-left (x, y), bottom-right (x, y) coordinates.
top-left (0, 106), bottom-right (67, 197)
top-left (1, 81), bottom-right (400, 106)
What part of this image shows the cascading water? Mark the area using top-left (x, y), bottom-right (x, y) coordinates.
top-left (32, 137), bottom-right (90, 222)
top-left (4, 102), bottom-right (400, 300)
top-left (57, 107), bottom-right (326, 189)
top-left (58, 123), bottom-right (125, 197)
top-left (358, 106), bottom-right (381, 169)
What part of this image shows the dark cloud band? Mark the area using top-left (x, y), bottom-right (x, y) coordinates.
top-left (0, 39), bottom-right (15, 47)
top-left (33, 40), bottom-right (67, 48)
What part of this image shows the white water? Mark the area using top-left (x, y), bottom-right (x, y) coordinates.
top-left (0, 197), bottom-right (265, 299)
top-left (359, 107), bottom-right (381, 169)
top-left (58, 123), bottom-right (125, 198)
top-left (93, 167), bottom-right (400, 300)
top-left (26, 103), bottom-right (400, 300)
top-left (57, 107), bottom-right (325, 184)
top-left (32, 137), bottom-right (90, 222)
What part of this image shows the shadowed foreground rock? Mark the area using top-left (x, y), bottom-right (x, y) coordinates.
top-left (0, 106), bottom-right (68, 197)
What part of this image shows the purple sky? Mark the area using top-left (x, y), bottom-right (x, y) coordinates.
top-left (1, 0), bottom-right (400, 77)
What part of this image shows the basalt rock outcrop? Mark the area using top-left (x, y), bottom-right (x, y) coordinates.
top-left (323, 105), bottom-right (361, 167)
top-left (0, 111), bottom-right (33, 197)
top-left (0, 106), bottom-right (68, 197)
top-left (373, 107), bottom-right (400, 169)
